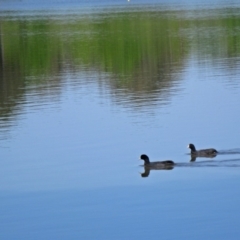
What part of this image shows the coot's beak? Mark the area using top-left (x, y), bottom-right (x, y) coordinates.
top-left (187, 145), bottom-right (190, 148)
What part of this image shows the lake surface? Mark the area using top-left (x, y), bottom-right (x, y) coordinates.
top-left (1, 0), bottom-right (240, 239)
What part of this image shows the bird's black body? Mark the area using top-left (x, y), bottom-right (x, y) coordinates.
top-left (188, 143), bottom-right (218, 161)
top-left (140, 154), bottom-right (175, 167)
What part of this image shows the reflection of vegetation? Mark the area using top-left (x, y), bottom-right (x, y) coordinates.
top-left (0, 9), bottom-right (187, 124)
top-left (1, 20), bottom-right (62, 76)
top-left (94, 12), bottom-right (185, 91)
top-left (1, 8), bottom-right (240, 129)
top-left (184, 8), bottom-right (240, 59)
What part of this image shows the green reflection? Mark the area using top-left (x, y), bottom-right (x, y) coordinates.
top-left (1, 7), bottom-right (240, 125)
top-left (186, 8), bottom-right (240, 59)
top-left (1, 10), bottom-right (187, 81)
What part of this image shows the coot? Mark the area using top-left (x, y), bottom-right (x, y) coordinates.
top-left (140, 154), bottom-right (175, 167)
top-left (188, 143), bottom-right (218, 156)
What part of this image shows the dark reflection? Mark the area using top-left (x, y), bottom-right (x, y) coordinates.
top-left (141, 165), bottom-right (174, 177)
top-left (190, 154), bottom-right (217, 162)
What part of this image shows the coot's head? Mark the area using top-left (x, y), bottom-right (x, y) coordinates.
top-left (140, 154), bottom-right (150, 164)
top-left (188, 143), bottom-right (196, 151)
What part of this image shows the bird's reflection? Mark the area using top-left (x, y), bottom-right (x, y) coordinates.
top-left (141, 165), bottom-right (174, 177)
top-left (190, 153), bottom-right (217, 162)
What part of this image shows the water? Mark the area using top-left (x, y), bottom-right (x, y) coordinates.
top-left (1, 0), bottom-right (240, 239)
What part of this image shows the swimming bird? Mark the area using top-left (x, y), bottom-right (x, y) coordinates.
top-left (140, 154), bottom-right (175, 168)
top-left (188, 143), bottom-right (218, 159)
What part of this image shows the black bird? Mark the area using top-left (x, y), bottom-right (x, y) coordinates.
top-left (140, 154), bottom-right (175, 168)
top-left (188, 143), bottom-right (218, 161)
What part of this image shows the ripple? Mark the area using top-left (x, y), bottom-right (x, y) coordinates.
top-left (178, 158), bottom-right (240, 168)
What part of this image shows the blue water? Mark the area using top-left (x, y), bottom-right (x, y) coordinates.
top-left (1, 1), bottom-right (240, 239)
top-left (1, 59), bottom-right (240, 239)
top-left (2, 178), bottom-right (240, 240)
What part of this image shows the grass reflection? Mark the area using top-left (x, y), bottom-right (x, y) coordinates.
top-left (0, 7), bottom-right (240, 126)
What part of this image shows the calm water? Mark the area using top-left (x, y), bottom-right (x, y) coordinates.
top-left (1, 0), bottom-right (240, 239)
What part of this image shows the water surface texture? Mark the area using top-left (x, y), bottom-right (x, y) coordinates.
top-left (1, 0), bottom-right (240, 239)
